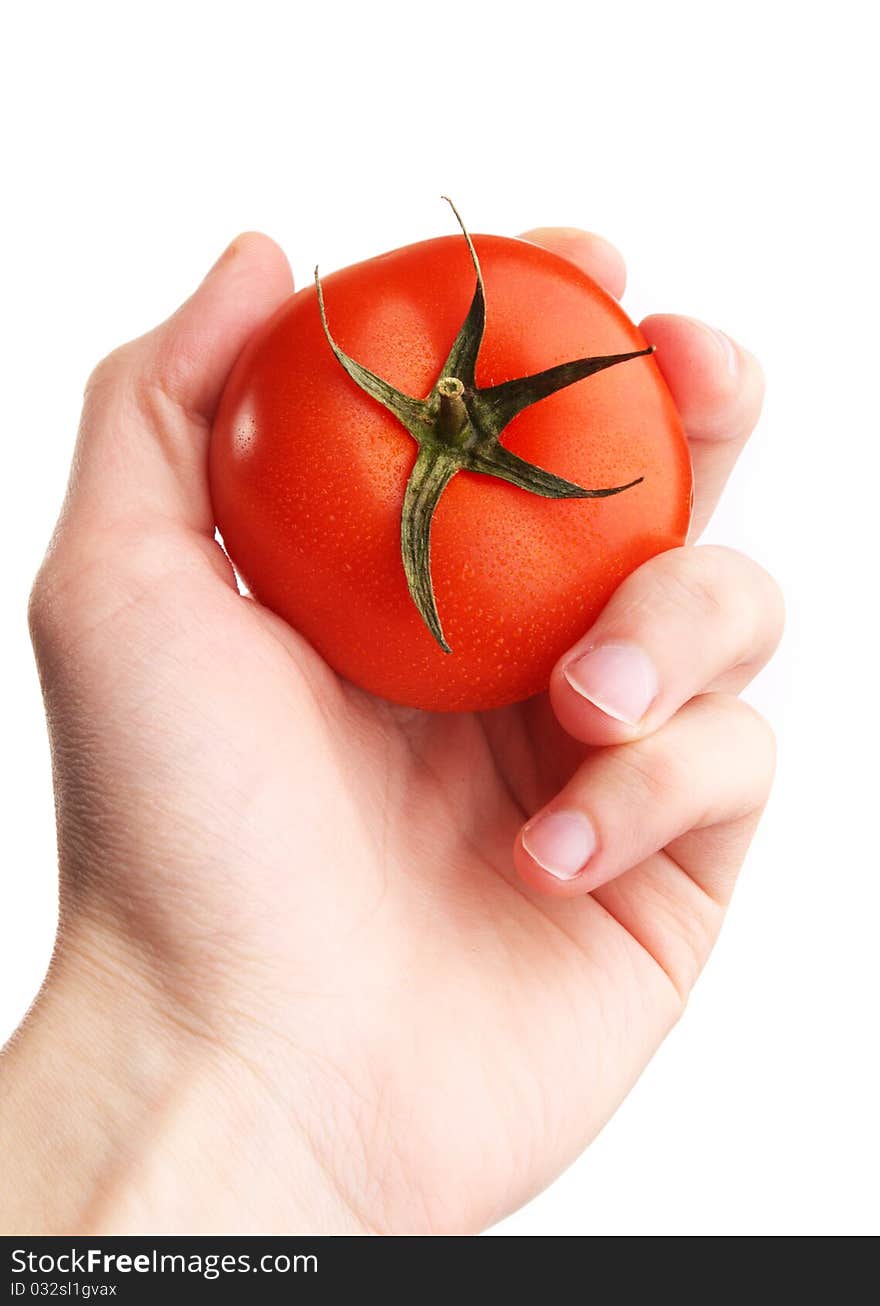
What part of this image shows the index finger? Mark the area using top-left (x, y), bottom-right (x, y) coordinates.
top-left (521, 228), bottom-right (765, 537)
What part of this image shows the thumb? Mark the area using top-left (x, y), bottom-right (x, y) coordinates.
top-left (63, 232), bottom-right (294, 534)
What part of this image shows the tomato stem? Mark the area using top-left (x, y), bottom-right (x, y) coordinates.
top-left (435, 378), bottom-right (470, 447)
top-left (314, 203), bottom-right (653, 653)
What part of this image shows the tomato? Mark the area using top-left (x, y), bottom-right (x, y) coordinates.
top-left (209, 226), bottom-right (692, 712)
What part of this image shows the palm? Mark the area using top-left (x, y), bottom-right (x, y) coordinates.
top-left (102, 532), bottom-right (688, 1233)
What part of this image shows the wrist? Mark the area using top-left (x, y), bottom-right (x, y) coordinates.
top-left (0, 913), bottom-right (365, 1235)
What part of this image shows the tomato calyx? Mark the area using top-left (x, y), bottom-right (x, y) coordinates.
top-left (314, 199), bottom-right (652, 653)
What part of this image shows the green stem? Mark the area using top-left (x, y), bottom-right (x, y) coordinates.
top-left (315, 200), bottom-right (653, 653)
top-left (435, 377), bottom-right (470, 445)
top-left (400, 446), bottom-right (460, 653)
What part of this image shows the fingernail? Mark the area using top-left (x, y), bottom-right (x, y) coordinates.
top-left (564, 643), bottom-right (659, 725)
top-left (521, 810), bottom-right (596, 881)
top-left (711, 325), bottom-right (738, 376)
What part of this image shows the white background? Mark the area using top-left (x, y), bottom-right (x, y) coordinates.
top-left (1, 1), bottom-right (877, 1236)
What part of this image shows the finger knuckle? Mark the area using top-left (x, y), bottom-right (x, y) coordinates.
top-left (89, 336), bottom-right (205, 435)
top-left (714, 547), bottom-right (785, 639)
top-left (741, 701), bottom-right (777, 782)
top-left (142, 334), bottom-right (198, 408)
top-left (756, 565), bottom-right (786, 650)
top-left (83, 343), bottom-right (137, 403)
top-left (701, 692), bottom-right (777, 799)
top-left (653, 546), bottom-right (728, 620)
top-left (655, 546), bottom-right (785, 661)
top-left (611, 736), bottom-right (687, 809)
top-left (28, 528), bottom-right (191, 665)
top-left (714, 345), bottom-right (766, 442)
top-left (743, 346), bottom-right (766, 408)
top-left (27, 554), bottom-right (68, 650)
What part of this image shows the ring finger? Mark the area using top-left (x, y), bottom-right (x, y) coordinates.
top-left (515, 693), bottom-right (776, 899)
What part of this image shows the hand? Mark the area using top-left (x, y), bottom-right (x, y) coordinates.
top-left (4, 229), bottom-right (781, 1235)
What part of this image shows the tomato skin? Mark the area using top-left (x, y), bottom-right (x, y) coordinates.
top-left (209, 234), bottom-right (692, 712)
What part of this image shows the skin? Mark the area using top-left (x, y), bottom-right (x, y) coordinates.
top-left (0, 227), bottom-right (781, 1236)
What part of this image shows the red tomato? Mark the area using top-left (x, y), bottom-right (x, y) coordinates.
top-left (209, 231), bottom-right (692, 711)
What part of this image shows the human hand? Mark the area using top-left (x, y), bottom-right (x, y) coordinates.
top-left (3, 228), bottom-right (781, 1235)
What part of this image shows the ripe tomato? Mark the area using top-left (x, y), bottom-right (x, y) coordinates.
top-left (210, 228), bottom-right (692, 712)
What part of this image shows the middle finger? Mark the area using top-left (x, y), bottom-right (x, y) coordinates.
top-left (549, 543), bottom-right (784, 748)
